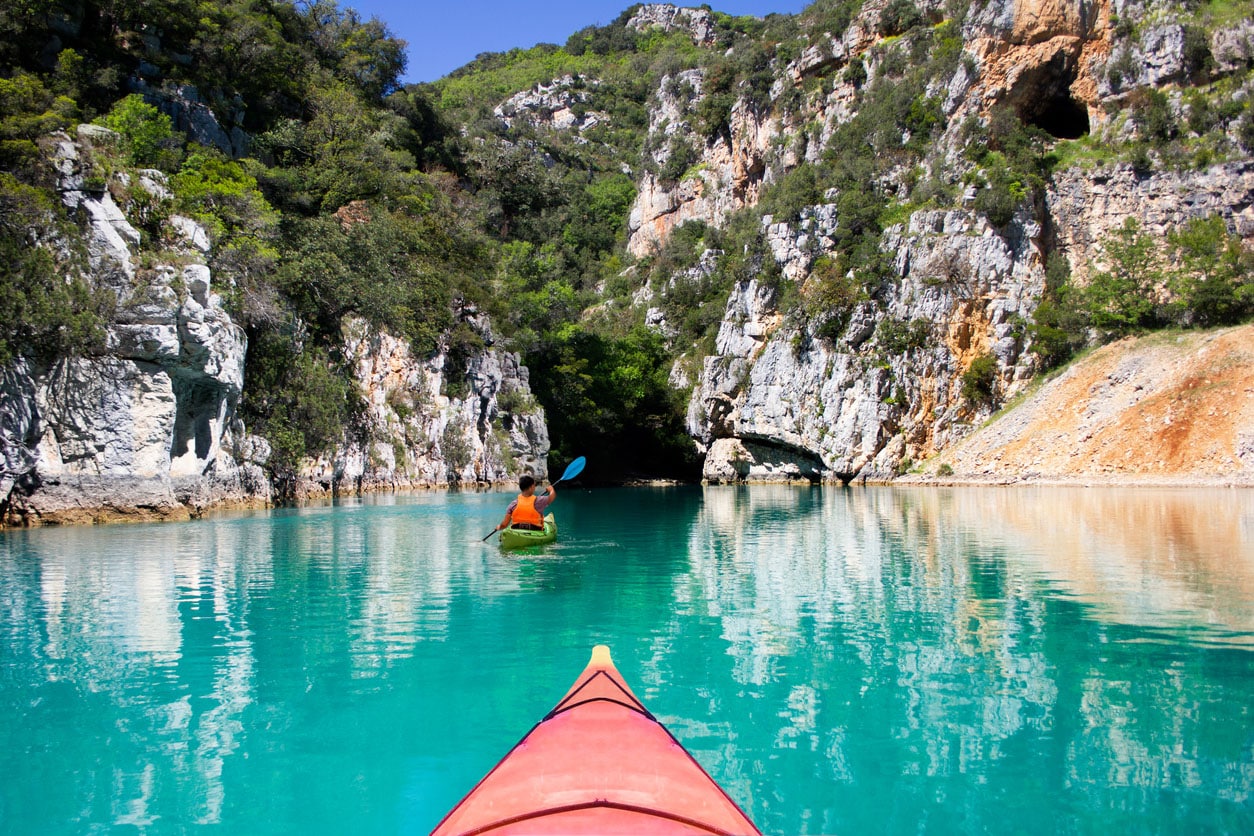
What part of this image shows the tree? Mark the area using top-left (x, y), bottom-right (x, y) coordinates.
top-left (1166, 215), bottom-right (1254, 327)
top-left (1083, 218), bottom-right (1164, 335)
top-left (101, 94), bottom-right (176, 167)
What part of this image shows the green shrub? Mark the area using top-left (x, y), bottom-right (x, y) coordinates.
top-left (0, 174), bottom-right (111, 364)
top-left (101, 94), bottom-right (178, 167)
top-left (961, 353), bottom-right (998, 404)
top-left (1083, 218), bottom-right (1164, 335)
top-left (878, 0), bottom-right (924, 37)
top-left (805, 256), bottom-right (863, 343)
top-left (877, 317), bottom-right (933, 354)
top-left (1028, 252), bottom-right (1088, 369)
top-left (1129, 88), bottom-right (1176, 144)
top-left (1166, 215), bottom-right (1254, 327)
top-left (241, 330), bottom-right (363, 481)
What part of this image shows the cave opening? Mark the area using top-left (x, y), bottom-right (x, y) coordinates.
top-left (1029, 94), bottom-right (1090, 140)
top-left (1010, 51), bottom-right (1091, 141)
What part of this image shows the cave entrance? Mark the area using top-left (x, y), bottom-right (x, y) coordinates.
top-left (1010, 51), bottom-right (1091, 140)
top-left (1030, 93), bottom-right (1089, 139)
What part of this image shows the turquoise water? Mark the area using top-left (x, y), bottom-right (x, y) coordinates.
top-left (1, 486), bottom-right (1252, 834)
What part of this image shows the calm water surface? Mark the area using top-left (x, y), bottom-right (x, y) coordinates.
top-left (1, 487), bottom-right (1252, 834)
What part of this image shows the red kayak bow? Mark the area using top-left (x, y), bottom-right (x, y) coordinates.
top-left (430, 645), bottom-right (761, 835)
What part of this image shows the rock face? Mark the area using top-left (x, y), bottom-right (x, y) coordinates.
top-left (2, 130), bottom-right (549, 525)
top-left (1048, 162), bottom-right (1254, 281)
top-left (628, 91), bottom-right (780, 257)
top-left (690, 209), bottom-right (1043, 482)
top-left (627, 4), bottom-right (718, 47)
top-left (668, 0), bottom-right (1254, 483)
top-left (293, 311), bottom-right (548, 497)
top-left (2, 129), bottom-right (265, 524)
top-left (494, 75), bottom-right (607, 133)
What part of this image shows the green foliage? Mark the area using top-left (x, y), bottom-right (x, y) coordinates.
top-left (1029, 252), bottom-right (1088, 369)
top-left (966, 107), bottom-right (1053, 227)
top-left (256, 76), bottom-right (422, 213)
top-left (802, 0), bottom-right (861, 38)
top-left (961, 353), bottom-right (998, 404)
top-left (0, 174), bottom-right (111, 364)
top-left (1083, 218), bottom-right (1164, 335)
top-left (526, 324), bottom-right (698, 479)
top-left (173, 152), bottom-right (277, 243)
top-left (804, 256), bottom-right (864, 343)
top-left (878, 317), bottom-right (933, 354)
top-left (442, 321), bottom-right (486, 400)
top-left (879, 0), bottom-right (925, 37)
top-left (1106, 48), bottom-right (1137, 90)
top-left (1181, 25), bottom-right (1214, 81)
top-left (100, 94), bottom-right (177, 167)
top-left (468, 138), bottom-right (563, 237)
top-left (0, 73), bottom-right (73, 167)
top-left (561, 174), bottom-right (636, 265)
top-left (1165, 215), bottom-right (1254, 327)
top-left (242, 329), bottom-right (362, 483)
top-left (274, 208), bottom-right (457, 355)
top-left (303, 0), bottom-right (407, 101)
top-left (1129, 89), bottom-right (1177, 144)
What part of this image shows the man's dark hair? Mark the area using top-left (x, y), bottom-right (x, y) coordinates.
top-left (519, 474), bottom-right (536, 491)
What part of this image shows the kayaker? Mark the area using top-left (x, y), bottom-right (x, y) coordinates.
top-left (496, 475), bottom-right (555, 532)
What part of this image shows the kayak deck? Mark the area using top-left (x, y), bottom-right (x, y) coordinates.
top-left (431, 645), bottom-right (761, 836)
top-left (498, 512), bottom-right (556, 549)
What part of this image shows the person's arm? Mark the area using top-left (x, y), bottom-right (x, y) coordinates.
top-left (536, 482), bottom-right (556, 512)
top-left (496, 499), bottom-right (518, 531)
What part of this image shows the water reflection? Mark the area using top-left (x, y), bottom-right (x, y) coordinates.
top-left (0, 487), bottom-right (1251, 834)
top-left (675, 487), bottom-right (1253, 832)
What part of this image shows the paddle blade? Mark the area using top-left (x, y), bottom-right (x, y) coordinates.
top-left (558, 456), bottom-right (586, 483)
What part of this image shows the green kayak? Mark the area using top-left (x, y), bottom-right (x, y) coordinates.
top-left (499, 512), bottom-right (556, 549)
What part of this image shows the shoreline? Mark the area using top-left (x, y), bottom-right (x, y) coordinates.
top-left (6, 471), bottom-right (1251, 530)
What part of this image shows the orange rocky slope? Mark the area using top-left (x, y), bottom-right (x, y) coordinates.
top-left (907, 324), bottom-right (1254, 486)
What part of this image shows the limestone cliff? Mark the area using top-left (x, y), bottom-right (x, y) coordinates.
top-left (0, 129), bottom-right (548, 524)
top-left (642, 0), bottom-right (1254, 483)
top-left (293, 310), bottom-right (548, 499)
top-left (1, 126), bottom-right (265, 524)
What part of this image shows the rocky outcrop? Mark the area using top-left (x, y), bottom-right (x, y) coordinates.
top-left (129, 80), bottom-right (250, 158)
top-left (628, 93), bottom-right (780, 257)
top-left (2, 130), bottom-right (549, 525)
top-left (1, 129), bottom-right (268, 525)
top-left (627, 4), bottom-right (718, 47)
top-left (494, 75), bottom-right (607, 133)
top-left (1048, 161), bottom-right (1254, 281)
top-left (292, 311), bottom-right (548, 497)
top-left (671, 0), bottom-right (1252, 484)
top-left (689, 209), bottom-right (1044, 483)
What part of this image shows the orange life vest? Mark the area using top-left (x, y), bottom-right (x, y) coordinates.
top-left (512, 493), bottom-right (543, 527)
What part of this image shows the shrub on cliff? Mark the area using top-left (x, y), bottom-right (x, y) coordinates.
top-left (100, 94), bottom-right (179, 168)
top-left (1083, 218), bottom-right (1164, 335)
top-left (1166, 215), bottom-right (1254, 327)
top-left (0, 174), bottom-right (111, 364)
top-left (961, 353), bottom-right (998, 405)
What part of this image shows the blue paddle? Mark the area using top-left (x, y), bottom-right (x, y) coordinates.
top-left (482, 457), bottom-right (586, 541)
top-left (553, 456), bottom-right (586, 486)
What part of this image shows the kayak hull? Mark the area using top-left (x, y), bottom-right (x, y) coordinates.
top-left (431, 645), bottom-right (761, 836)
top-left (499, 513), bottom-right (556, 549)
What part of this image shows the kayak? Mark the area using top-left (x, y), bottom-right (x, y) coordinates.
top-left (498, 512), bottom-right (556, 549)
top-left (430, 645), bottom-right (761, 836)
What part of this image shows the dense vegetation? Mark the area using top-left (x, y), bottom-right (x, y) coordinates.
top-left (2, 0), bottom-right (1252, 487)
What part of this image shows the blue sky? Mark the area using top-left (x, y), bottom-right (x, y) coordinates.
top-left (342, 1), bottom-right (814, 83)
